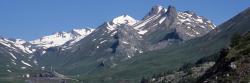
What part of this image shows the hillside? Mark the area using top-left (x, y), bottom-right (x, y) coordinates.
top-left (77, 7), bottom-right (250, 83)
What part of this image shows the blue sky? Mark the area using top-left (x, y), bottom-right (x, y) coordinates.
top-left (0, 0), bottom-right (250, 40)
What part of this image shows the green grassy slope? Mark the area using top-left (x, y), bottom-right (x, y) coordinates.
top-left (198, 31), bottom-right (250, 83)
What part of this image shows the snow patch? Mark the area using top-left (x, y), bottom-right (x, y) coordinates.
top-left (230, 62), bottom-right (237, 69)
top-left (26, 74), bottom-right (30, 78)
top-left (210, 24), bottom-right (216, 29)
top-left (195, 31), bottom-right (200, 35)
top-left (110, 31), bottom-right (117, 36)
top-left (138, 30), bottom-right (148, 35)
top-left (156, 5), bottom-right (163, 13)
top-left (99, 40), bottom-right (107, 44)
top-left (6, 70), bottom-right (12, 73)
top-left (107, 22), bottom-right (117, 32)
top-left (196, 18), bottom-right (203, 23)
top-left (13, 39), bottom-right (34, 53)
top-left (41, 66), bottom-right (45, 70)
top-left (122, 41), bottom-right (129, 44)
top-left (42, 51), bottom-right (46, 55)
top-left (11, 59), bottom-right (16, 65)
top-left (0, 42), bottom-right (11, 48)
top-left (200, 26), bottom-right (206, 29)
top-left (186, 33), bottom-right (195, 37)
top-left (185, 23), bottom-right (191, 25)
top-left (112, 15), bottom-right (138, 25)
top-left (133, 14), bottom-right (161, 29)
top-left (33, 59), bottom-right (38, 65)
top-left (21, 67), bottom-right (26, 69)
top-left (159, 17), bottom-right (166, 24)
top-left (139, 50), bottom-right (143, 54)
top-left (9, 52), bottom-right (17, 60)
top-left (21, 60), bottom-right (32, 67)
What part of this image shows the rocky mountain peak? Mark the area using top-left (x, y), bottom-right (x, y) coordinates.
top-left (103, 15), bottom-right (138, 33)
top-left (166, 5), bottom-right (177, 18)
top-left (143, 5), bottom-right (167, 20)
top-left (152, 5), bottom-right (166, 13)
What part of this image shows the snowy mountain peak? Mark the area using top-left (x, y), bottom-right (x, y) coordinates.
top-left (111, 15), bottom-right (138, 26)
top-left (0, 37), bottom-right (34, 54)
top-left (153, 5), bottom-right (168, 13)
top-left (143, 5), bottom-right (167, 20)
top-left (30, 28), bottom-right (95, 49)
top-left (0, 28), bottom-right (95, 55)
top-left (104, 15), bottom-right (138, 33)
top-left (151, 5), bottom-right (167, 14)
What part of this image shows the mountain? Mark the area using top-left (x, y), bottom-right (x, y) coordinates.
top-left (0, 28), bottom-right (95, 65)
top-left (0, 37), bottom-right (35, 54)
top-left (43, 5), bottom-right (215, 58)
top-left (30, 28), bottom-right (95, 50)
top-left (1, 28), bottom-right (95, 55)
top-left (119, 7), bottom-right (250, 83)
top-left (30, 5), bottom-right (216, 83)
top-left (3, 5), bottom-right (244, 83)
top-left (0, 37), bottom-right (37, 82)
top-left (0, 28), bottom-right (95, 83)
top-left (0, 37), bottom-right (36, 69)
top-left (134, 5), bottom-right (215, 50)
top-left (28, 28), bottom-right (95, 56)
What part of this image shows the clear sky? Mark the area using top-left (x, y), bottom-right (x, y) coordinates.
top-left (0, 0), bottom-right (249, 40)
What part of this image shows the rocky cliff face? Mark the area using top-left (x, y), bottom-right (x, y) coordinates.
top-left (114, 25), bottom-right (144, 60)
